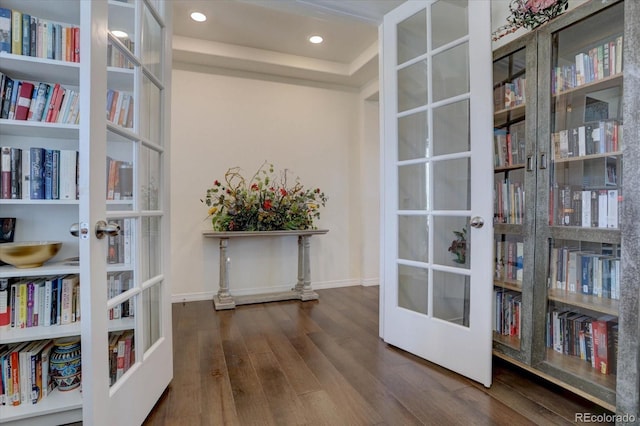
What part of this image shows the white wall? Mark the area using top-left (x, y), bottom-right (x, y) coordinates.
top-left (170, 65), bottom-right (375, 301)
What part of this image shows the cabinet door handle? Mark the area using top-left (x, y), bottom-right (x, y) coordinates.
top-left (526, 155), bottom-right (534, 172)
top-left (539, 152), bottom-right (547, 169)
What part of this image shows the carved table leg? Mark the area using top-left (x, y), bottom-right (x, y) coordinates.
top-left (299, 235), bottom-right (319, 301)
top-left (294, 235), bottom-right (304, 292)
top-left (213, 238), bottom-right (236, 310)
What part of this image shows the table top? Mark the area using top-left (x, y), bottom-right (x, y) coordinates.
top-left (202, 229), bottom-right (329, 238)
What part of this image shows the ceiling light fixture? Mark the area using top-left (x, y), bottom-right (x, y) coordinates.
top-left (111, 30), bottom-right (128, 38)
top-left (190, 11), bottom-right (207, 22)
top-left (309, 35), bottom-right (323, 44)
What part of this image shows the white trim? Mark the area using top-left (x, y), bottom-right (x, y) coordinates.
top-left (361, 277), bottom-right (380, 287)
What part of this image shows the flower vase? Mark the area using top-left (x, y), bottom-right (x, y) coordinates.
top-left (50, 337), bottom-right (82, 391)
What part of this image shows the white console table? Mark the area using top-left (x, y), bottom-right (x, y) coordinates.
top-left (202, 229), bottom-right (329, 310)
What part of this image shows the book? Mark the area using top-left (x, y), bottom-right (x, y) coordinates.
top-left (0, 146), bottom-right (10, 199)
top-left (10, 147), bottom-right (21, 199)
top-left (0, 76), bottom-right (13, 119)
top-left (29, 147), bottom-right (45, 199)
top-left (10, 9), bottom-right (20, 55)
top-left (29, 82), bottom-right (50, 122)
top-left (60, 275), bottom-right (78, 325)
top-left (21, 148), bottom-right (30, 200)
top-left (59, 150), bottom-right (77, 200)
top-left (0, 8), bottom-right (10, 53)
top-left (14, 81), bottom-right (34, 120)
top-left (0, 278), bottom-right (9, 327)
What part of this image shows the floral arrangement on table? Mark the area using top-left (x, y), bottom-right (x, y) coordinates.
top-left (448, 227), bottom-right (467, 265)
top-left (492, 0), bottom-right (569, 41)
top-left (202, 162), bottom-right (327, 232)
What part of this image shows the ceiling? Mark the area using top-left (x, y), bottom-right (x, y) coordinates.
top-left (172, 0), bottom-right (405, 89)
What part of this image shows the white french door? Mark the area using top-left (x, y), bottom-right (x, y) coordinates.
top-left (381, 0), bottom-right (494, 386)
top-left (80, 1), bottom-right (172, 424)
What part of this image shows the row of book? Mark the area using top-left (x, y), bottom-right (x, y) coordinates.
top-left (0, 147), bottom-right (78, 200)
top-left (553, 188), bottom-right (619, 229)
top-left (493, 76), bottom-right (526, 111)
top-left (107, 271), bottom-right (135, 321)
top-left (107, 218), bottom-right (134, 266)
top-left (547, 309), bottom-right (617, 375)
top-left (494, 121), bottom-right (526, 168)
top-left (107, 39), bottom-right (135, 69)
top-left (0, 8), bottom-right (80, 62)
top-left (0, 275), bottom-right (80, 330)
top-left (494, 178), bottom-right (524, 225)
top-left (107, 157), bottom-right (133, 201)
top-left (108, 330), bottom-right (135, 386)
top-left (493, 289), bottom-right (521, 338)
top-left (552, 35), bottom-right (623, 95)
top-left (495, 240), bottom-right (524, 283)
top-left (552, 120), bottom-right (622, 159)
top-left (0, 74), bottom-right (80, 124)
top-left (549, 247), bottom-right (621, 299)
top-left (106, 89), bottom-right (134, 129)
top-left (0, 339), bottom-right (57, 406)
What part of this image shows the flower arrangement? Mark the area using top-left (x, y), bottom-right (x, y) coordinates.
top-left (448, 227), bottom-right (467, 265)
top-left (492, 0), bottom-right (569, 41)
top-left (202, 162), bottom-right (327, 232)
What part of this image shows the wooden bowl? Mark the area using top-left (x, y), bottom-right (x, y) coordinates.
top-left (0, 241), bottom-right (63, 268)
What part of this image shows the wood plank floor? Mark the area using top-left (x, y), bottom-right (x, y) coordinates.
top-left (143, 286), bottom-right (614, 425)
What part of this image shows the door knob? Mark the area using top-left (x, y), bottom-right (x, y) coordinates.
top-left (470, 216), bottom-right (484, 228)
top-left (95, 220), bottom-right (121, 239)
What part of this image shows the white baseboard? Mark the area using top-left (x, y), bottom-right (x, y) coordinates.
top-left (170, 278), bottom-right (371, 304)
top-left (361, 278), bottom-right (379, 287)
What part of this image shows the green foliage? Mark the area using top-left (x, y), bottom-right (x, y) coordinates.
top-left (202, 162), bottom-right (327, 232)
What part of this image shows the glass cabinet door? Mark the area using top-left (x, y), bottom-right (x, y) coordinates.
top-left (539, 1), bottom-right (623, 408)
top-left (491, 33), bottom-right (537, 363)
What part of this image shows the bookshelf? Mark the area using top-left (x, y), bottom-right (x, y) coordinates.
top-left (0, 0), bottom-right (172, 424)
top-left (493, 0), bottom-right (639, 415)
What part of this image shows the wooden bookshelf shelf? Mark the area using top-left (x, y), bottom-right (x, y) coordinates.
top-left (544, 348), bottom-right (616, 391)
top-left (552, 73), bottom-right (623, 98)
top-left (554, 151), bottom-right (622, 164)
top-left (493, 332), bottom-right (521, 351)
top-left (547, 288), bottom-right (619, 316)
top-left (494, 280), bottom-right (523, 292)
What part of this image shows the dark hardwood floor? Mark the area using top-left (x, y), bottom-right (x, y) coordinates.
top-left (143, 286), bottom-right (613, 425)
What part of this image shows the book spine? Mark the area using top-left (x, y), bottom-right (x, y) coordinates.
top-left (11, 9), bottom-right (21, 55)
top-left (0, 146), bottom-right (10, 199)
top-left (43, 149), bottom-right (53, 200)
top-left (0, 278), bottom-right (9, 327)
top-left (0, 8), bottom-right (11, 53)
top-left (10, 147), bottom-right (21, 199)
top-left (21, 13), bottom-right (30, 56)
top-left (14, 81), bottom-right (34, 120)
top-left (29, 147), bottom-right (45, 200)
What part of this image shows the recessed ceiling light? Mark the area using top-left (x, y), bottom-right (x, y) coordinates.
top-left (191, 12), bottom-right (207, 22)
top-left (309, 35), bottom-right (323, 44)
top-left (111, 30), bottom-right (128, 38)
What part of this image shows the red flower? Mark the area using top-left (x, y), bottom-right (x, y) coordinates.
top-left (280, 188), bottom-right (287, 196)
top-left (226, 189), bottom-right (231, 194)
top-left (263, 199), bottom-right (272, 210)
top-left (214, 180), bottom-right (221, 186)
top-left (251, 183), bottom-right (259, 191)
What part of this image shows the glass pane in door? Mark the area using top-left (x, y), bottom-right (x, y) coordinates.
top-left (398, 111), bottom-right (429, 160)
top-left (433, 270), bottom-right (470, 326)
top-left (432, 43), bottom-right (469, 102)
top-left (433, 100), bottom-right (469, 156)
top-left (398, 215), bottom-right (429, 262)
top-left (398, 264), bottom-right (428, 314)
top-left (397, 9), bottom-right (426, 64)
top-left (142, 4), bottom-right (163, 79)
top-left (398, 60), bottom-right (428, 113)
top-left (143, 283), bottom-right (162, 351)
top-left (431, 0), bottom-right (468, 49)
top-left (140, 216), bottom-right (161, 282)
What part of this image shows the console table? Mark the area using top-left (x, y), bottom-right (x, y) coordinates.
top-left (202, 229), bottom-right (329, 310)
